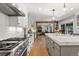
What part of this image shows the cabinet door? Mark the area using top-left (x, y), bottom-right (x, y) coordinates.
top-left (54, 43), bottom-right (60, 56)
top-left (49, 47), bottom-right (54, 56)
top-left (47, 37), bottom-right (54, 56)
top-left (50, 40), bottom-right (54, 56)
top-left (9, 17), bottom-right (18, 26)
top-left (48, 42), bottom-right (54, 56)
top-left (45, 36), bottom-right (49, 48)
top-left (18, 17), bottom-right (27, 27)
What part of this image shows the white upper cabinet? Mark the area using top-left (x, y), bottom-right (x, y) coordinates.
top-left (9, 17), bottom-right (18, 26)
top-left (18, 17), bottom-right (27, 27)
top-left (8, 3), bottom-right (28, 28)
top-left (17, 4), bottom-right (28, 28)
top-left (8, 16), bottom-right (27, 28)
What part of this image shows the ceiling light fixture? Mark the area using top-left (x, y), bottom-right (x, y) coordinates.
top-left (52, 9), bottom-right (56, 20)
top-left (18, 8), bottom-right (22, 11)
top-left (38, 8), bottom-right (42, 11)
top-left (70, 7), bottom-right (74, 10)
top-left (63, 3), bottom-right (67, 11)
top-left (70, 3), bottom-right (74, 11)
top-left (12, 3), bottom-right (16, 6)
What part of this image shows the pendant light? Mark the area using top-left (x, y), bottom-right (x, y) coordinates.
top-left (70, 8), bottom-right (74, 10)
top-left (70, 4), bottom-right (74, 10)
top-left (63, 3), bottom-right (67, 11)
top-left (52, 9), bottom-right (55, 20)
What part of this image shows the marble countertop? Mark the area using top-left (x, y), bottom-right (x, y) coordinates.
top-left (45, 33), bottom-right (79, 46)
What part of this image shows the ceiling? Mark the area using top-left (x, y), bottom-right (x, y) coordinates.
top-left (24, 3), bottom-right (79, 21)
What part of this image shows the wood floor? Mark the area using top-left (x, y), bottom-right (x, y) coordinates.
top-left (29, 35), bottom-right (49, 56)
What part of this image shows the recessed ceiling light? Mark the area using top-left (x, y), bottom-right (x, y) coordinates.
top-left (12, 3), bottom-right (16, 6)
top-left (63, 8), bottom-right (67, 11)
top-left (38, 8), bottom-right (42, 11)
top-left (18, 8), bottom-right (22, 11)
top-left (70, 8), bottom-right (74, 10)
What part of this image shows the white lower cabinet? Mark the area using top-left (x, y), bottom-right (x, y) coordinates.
top-left (54, 43), bottom-right (60, 56)
top-left (48, 47), bottom-right (54, 56)
top-left (46, 36), bottom-right (54, 56)
top-left (27, 33), bottom-right (35, 55)
top-left (46, 36), bottom-right (79, 56)
top-left (46, 36), bottom-right (61, 56)
top-left (46, 37), bottom-right (60, 56)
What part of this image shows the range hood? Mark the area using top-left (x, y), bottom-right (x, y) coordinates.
top-left (0, 3), bottom-right (25, 16)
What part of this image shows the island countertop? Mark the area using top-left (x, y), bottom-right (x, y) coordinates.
top-left (45, 33), bottom-right (79, 46)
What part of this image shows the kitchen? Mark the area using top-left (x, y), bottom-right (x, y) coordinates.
top-left (0, 3), bottom-right (35, 56)
top-left (0, 3), bottom-right (79, 56)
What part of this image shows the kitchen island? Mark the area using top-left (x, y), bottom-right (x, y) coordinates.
top-left (45, 33), bottom-right (79, 56)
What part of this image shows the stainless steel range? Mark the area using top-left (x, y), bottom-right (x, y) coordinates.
top-left (0, 41), bottom-right (19, 50)
top-left (0, 38), bottom-right (28, 56)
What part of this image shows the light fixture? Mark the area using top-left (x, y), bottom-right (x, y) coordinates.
top-left (63, 3), bottom-right (67, 11)
top-left (18, 8), bottom-right (22, 11)
top-left (52, 9), bottom-right (56, 20)
top-left (70, 3), bottom-right (74, 11)
top-left (70, 7), bottom-right (74, 10)
top-left (38, 8), bottom-right (42, 11)
top-left (12, 3), bottom-right (16, 6)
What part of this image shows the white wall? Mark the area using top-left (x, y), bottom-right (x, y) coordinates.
top-left (0, 12), bottom-right (24, 41)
